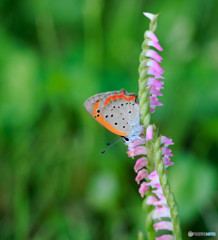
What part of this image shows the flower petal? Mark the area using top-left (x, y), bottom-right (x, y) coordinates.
top-left (139, 182), bottom-right (149, 197)
top-left (147, 60), bottom-right (164, 74)
top-left (156, 234), bottom-right (173, 240)
top-left (150, 96), bottom-right (163, 107)
top-left (147, 78), bottom-right (164, 88)
top-left (147, 40), bottom-right (163, 51)
top-left (147, 67), bottom-right (165, 79)
top-left (162, 147), bottom-right (173, 157)
top-left (152, 207), bottom-right (171, 219)
top-left (145, 30), bottom-right (159, 42)
top-left (143, 12), bottom-right (156, 21)
top-left (135, 169), bottom-right (148, 184)
top-left (153, 221), bottom-right (173, 231)
top-left (134, 157), bottom-right (148, 172)
top-left (149, 87), bottom-right (163, 96)
top-left (127, 146), bottom-right (147, 158)
top-left (127, 137), bottom-right (146, 150)
top-left (162, 156), bottom-right (174, 168)
top-left (161, 136), bottom-right (174, 146)
top-left (146, 49), bottom-right (163, 63)
top-left (146, 125), bottom-right (153, 140)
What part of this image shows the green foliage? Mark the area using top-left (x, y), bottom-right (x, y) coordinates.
top-left (0, 0), bottom-right (217, 239)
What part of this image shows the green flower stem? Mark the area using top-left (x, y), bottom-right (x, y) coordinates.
top-left (154, 136), bottom-right (182, 240)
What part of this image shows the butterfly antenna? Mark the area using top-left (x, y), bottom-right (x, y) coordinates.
top-left (101, 138), bottom-right (123, 154)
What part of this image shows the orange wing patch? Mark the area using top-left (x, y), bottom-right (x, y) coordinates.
top-left (92, 100), bottom-right (127, 136)
top-left (104, 91), bottom-right (135, 105)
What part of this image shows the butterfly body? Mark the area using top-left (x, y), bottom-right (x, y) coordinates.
top-left (84, 89), bottom-right (142, 142)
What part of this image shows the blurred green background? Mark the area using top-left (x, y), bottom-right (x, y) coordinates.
top-left (0, 0), bottom-right (217, 239)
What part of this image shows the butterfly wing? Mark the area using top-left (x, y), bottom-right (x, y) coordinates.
top-left (84, 89), bottom-right (140, 137)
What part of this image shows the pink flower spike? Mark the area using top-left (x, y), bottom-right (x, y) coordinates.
top-left (147, 40), bottom-right (163, 51)
top-left (153, 221), bottom-right (173, 231)
top-left (161, 136), bottom-right (174, 146)
top-left (143, 12), bottom-right (156, 21)
top-left (147, 78), bottom-right (164, 88)
top-left (134, 157), bottom-right (148, 172)
top-left (162, 147), bottom-right (173, 157)
top-left (156, 234), bottom-right (173, 240)
top-left (147, 60), bottom-right (164, 74)
top-left (135, 169), bottom-right (148, 184)
top-left (147, 67), bottom-right (165, 79)
top-left (139, 182), bottom-right (149, 198)
top-left (146, 125), bottom-right (153, 140)
top-left (152, 207), bottom-right (171, 219)
top-left (145, 30), bottom-right (159, 42)
top-left (146, 49), bottom-right (163, 63)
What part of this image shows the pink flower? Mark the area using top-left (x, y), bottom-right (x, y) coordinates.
top-left (146, 50), bottom-right (163, 63)
top-left (147, 60), bottom-right (164, 74)
top-left (135, 169), bottom-right (148, 184)
top-left (150, 96), bottom-right (164, 108)
top-left (146, 125), bottom-right (153, 140)
top-left (134, 157), bottom-right (148, 172)
top-left (161, 136), bottom-right (174, 146)
top-left (147, 41), bottom-right (163, 51)
top-left (127, 146), bottom-right (147, 158)
top-left (162, 147), bottom-right (173, 157)
top-left (156, 234), bottom-right (173, 240)
top-left (150, 86), bottom-right (163, 96)
top-left (128, 138), bottom-right (146, 148)
top-left (162, 156), bottom-right (174, 168)
top-left (143, 12), bottom-right (156, 21)
top-left (147, 78), bottom-right (164, 89)
top-left (139, 182), bottom-right (149, 197)
top-left (147, 67), bottom-right (165, 79)
top-left (146, 195), bottom-right (167, 206)
top-left (152, 186), bottom-right (164, 199)
top-left (153, 207), bottom-right (171, 219)
top-left (153, 221), bottom-right (173, 231)
top-left (145, 30), bottom-right (159, 42)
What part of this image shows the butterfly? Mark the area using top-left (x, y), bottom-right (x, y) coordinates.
top-left (84, 89), bottom-right (142, 142)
